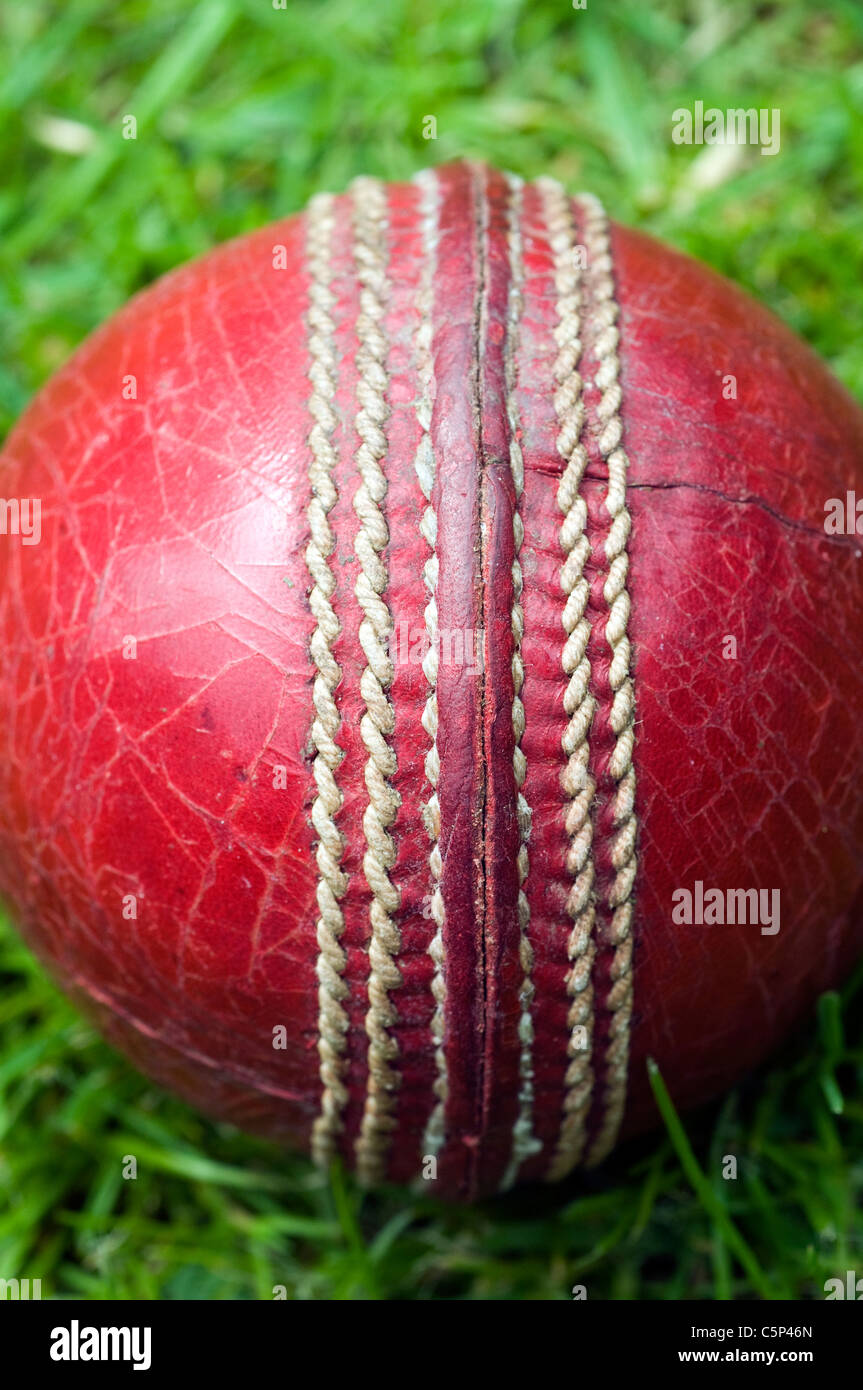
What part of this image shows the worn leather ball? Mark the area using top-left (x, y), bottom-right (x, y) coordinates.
top-left (1, 162), bottom-right (862, 1199)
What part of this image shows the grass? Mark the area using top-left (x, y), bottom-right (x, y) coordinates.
top-left (1, 0), bottom-right (862, 1301)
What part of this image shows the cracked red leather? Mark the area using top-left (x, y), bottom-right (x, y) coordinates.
top-left (1, 162), bottom-right (862, 1201)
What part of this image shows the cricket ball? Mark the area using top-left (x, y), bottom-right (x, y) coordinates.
top-left (1, 162), bottom-right (862, 1200)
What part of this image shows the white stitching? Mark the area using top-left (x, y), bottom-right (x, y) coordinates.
top-left (537, 176), bottom-right (599, 1182)
top-left (350, 176), bottom-right (403, 1186)
top-left (578, 193), bottom-right (637, 1168)
top-left (306, 193), bottom-right (351, 1168)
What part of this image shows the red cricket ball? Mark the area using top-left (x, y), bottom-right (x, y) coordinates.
top-left (1, 162), bottom-right (862, 1200)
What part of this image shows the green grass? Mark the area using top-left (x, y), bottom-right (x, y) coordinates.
top-left (2, 0), bottom-right (863, 1301)
top-left (3, 921), bottom-right (862, 1300)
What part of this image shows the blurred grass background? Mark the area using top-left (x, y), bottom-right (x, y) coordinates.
top-left (1, 0), bottom-right (863, 1300)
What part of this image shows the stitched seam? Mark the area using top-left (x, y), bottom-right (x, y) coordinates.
top-left (579, 193), bottom-right (637, 1168)
top-left (537, 176), bottom-right (599, 1182)
top-left (412, 168), bottom-right (448, 1167)
top-left (472, 161), bottom-right (491, 1199)
top-left (499, 171), bottom-right (542, 1191)
top-left (350, 175), bottom-right (403, 1186)
top-left (305, 192), bottom-right (351, 1168)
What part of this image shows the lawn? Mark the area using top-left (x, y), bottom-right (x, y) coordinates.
top-left (1, 0), bottom-right (862, 1300)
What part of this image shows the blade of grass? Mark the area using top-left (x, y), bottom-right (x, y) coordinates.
top-left (647, 1058), bottom-right (776, 1299)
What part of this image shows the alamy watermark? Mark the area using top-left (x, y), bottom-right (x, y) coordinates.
top-left (1, 1277), bottom-right (42, 1299)
top-left (50, 1321), bottom-right (151, 1370)
top-left (0, 497), bottom-right (41, 545)
top-left (389, 621), bottom-right (484, 674)
top-left (825, 1271), bottom-right (863, 1299)
top-left (672, 102), bottom-right (780, 157)
top-left (672, 882), bottom-right (780, 936)
top-left (824, 492), bottom-right (863, 535)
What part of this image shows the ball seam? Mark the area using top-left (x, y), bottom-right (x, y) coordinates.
top-left (578, 192), bottom-right (637, 1169)
top-left (305, 192), bottom-right (351, 1169)
top-left (350, 175), bottom-right (403, 1186)
top-left (412, 168), bottom-right (449, 1171)
top-left (499, 170), bottom-right (542, 1191)
top-left (538, 175), bottom-right (599, 1182)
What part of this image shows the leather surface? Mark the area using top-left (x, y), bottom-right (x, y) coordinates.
top-left (1, 163), bottom-right (861, 1200)
top-left (612, 225), bottom-right (863, 1138)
